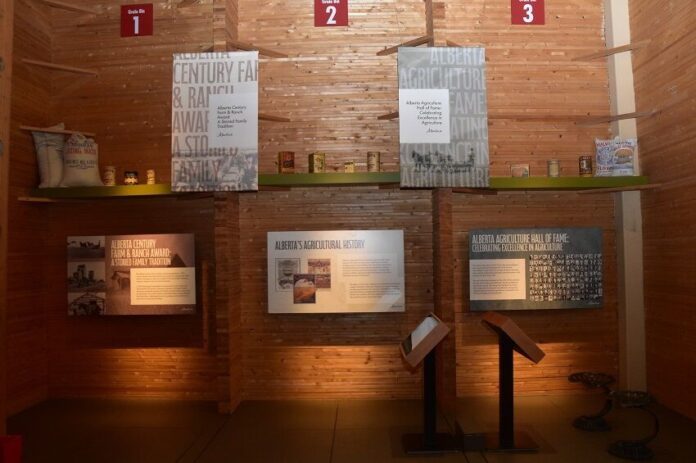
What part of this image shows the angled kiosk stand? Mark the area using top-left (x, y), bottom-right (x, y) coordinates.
top-left (481, 311), bottom-right (546, 452)
top-left (400, 313), bottom-right (459, 454)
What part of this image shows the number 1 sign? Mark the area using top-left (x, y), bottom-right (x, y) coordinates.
top-left (511, 0), bottom-right (545, 25)
top-left (121, 4), bottom-right (154, 37)
top-left (314, 0), bottom-right (348, 27)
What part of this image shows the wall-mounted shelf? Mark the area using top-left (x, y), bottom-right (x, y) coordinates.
top-left (20, 125), bottom-right (95, 137)
top-left (377, 36), bottom-right (432, 56)
top-left (18, 175), bottom-right (650, 201)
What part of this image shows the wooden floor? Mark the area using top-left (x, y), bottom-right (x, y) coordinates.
top-left (7, 395), bottom-right (696, 462)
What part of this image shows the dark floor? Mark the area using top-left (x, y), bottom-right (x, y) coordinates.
top-left (7, 395), bottom-right (696, 462)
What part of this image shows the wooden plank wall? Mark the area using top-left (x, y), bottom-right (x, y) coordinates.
top-left (452, 192), bottom-right (619, 395)
top-left (0, 0), bottom-right (13, 435)
top-left (5, 0), bottom-right (54, 415)
top-left (238, 188), bottom-right (433, 399)
top-left (44, 197), bottom-right (218, 400)
top-left (629, 0), bottom-right (696, 419)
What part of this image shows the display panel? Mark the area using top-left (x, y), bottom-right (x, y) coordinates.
top-left (469, 228), bottom-right (602, 310)
top-left (67, 233), bottom-right (196, 316)
top-left (267, 230), bottom-right (405, 313)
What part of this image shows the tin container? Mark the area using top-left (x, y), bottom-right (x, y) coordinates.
top-left (547, 160), bottom-right (560, 178)
top-left (103, 166), bottom-right (116, 186)
top-left (278, 151), bottom-right (295, 174)
top-left (367, 151), bottom-right (381, 172)
top-left (308, 152), bottom-right (326, 173)
top-left (146, 169), bottom-right (156, 185)
top-left (344, 161), bottom-right (355, 173)
top-left (579, 156), bottom-right (593, 177)
top-left (124, 171), bottom-right (139, 185)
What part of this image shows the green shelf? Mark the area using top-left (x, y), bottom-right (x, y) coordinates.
top-left (489, 176), bottom-right (650, 190)
top-left (21, 175), bottom-right (650, 201)
top-left (26, 184), bottom-right (179, 199)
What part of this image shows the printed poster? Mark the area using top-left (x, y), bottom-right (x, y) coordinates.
top-left (398, 47), bottom-right (489, 188)
top-left (67, 234), bottom-right (196, 315)
top-left (267, 230), bottom-right (405, 313)
top-left (469, 228), bottom-right (603, 310)
top-left (171, 52), bottom-right (258, 191)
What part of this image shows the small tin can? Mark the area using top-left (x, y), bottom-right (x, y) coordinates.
top-left (103, 166), bottom-right (116, 186)
top-left (579, 156), bottom-right (593, 177)
top-left (124, 171), bottom-right (139, 185)
top-left (278, 151), bottom-right (295, 174)
top-left (367, 151), bottom-right (380, 172)
top-left (547, 160), bottom-right (560, 178)
top-left (146, 169), bottom-right (156, 185)
top-left (308, 152), bottom-right (326, 173)
top-left (344, 161), bottom-right (355, 173)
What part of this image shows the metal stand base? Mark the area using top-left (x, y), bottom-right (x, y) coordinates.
top-left (402, 432), bottom-right (460, 455)
top-left (608, 441), bottom-right (654, 461)
top-left (573, 415), bottom-right (611, 432)
top-left (484, 431), bottom-right (539, 453)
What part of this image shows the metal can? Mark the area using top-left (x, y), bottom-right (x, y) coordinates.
top-left (547, 160), bottom-right (560, 178)
top-left (278, 151), bottom-right (295, 174)
top-left (308, 152), bottom-right (326, 173)
top-left (367, 151), bottom-right (381, 172)
top-left (124, 171), bottom-right (139, 185)
top-left (344, 161), bottom-right (355, 173)
top-left (579, 156), bottom-right (593, 177)
top-left (103, 166), bottom-right (116, 186)
top-left (146, 169), bottom-right (156, 185)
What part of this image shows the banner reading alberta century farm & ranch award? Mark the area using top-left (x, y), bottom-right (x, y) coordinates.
top-left (171, 52), bottom-right (259, 191)
top-left (398, 47), bottom-right (489, 188)
top-left (267, 230), bottom-right (405, 314)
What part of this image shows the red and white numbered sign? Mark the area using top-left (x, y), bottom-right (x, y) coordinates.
top-left (511, 0), bottom-right (545, 25)
top-left (121, 4), bottom-right (154, 37)
top-left (314, 0), bottom-right (348, 27)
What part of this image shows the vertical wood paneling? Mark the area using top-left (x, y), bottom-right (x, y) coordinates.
top-left (6, 0), bottom-right (53, 415)
top-left (452, 192), bottom-right (618, 395)
top-left (432, 188), bottom-right (456, 410)
top-left (630, 0), bottom-right (696, 419)
top-left (238, 188), bottom-right (434, 399)
top-left (0, 0), bottom-right (13, 434)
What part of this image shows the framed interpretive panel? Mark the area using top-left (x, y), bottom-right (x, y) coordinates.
top-left (267, 230), bottom-right (405, 313)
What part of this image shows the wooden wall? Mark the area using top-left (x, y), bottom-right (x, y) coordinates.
top-left (4, 0), bottom-right (627, 413)
top-left (237, 188), bottom-right (433, 399)
top-left (0, 0), bottom-right (13, 435)
top-left (452, 192), bottom-right (618, 395)
top-left (44, 197), bottom-right (218, 400)
top-left (630, 0), bottom-right (696, 419)
top-left (6, 0), bottom-right (53, 415)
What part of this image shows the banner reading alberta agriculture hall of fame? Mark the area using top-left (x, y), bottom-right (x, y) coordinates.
top-left (398, 47), bottom-right (489, 188)
top-left (171, 52), bottom-right (259, 191)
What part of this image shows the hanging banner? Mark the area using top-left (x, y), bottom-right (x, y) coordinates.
top-left (398, 47), bottom-right (489, 188)
top-left (469, 228), bottom-right (603, 311)
top-left (171, 52), bottom-right (258, 191)
top-left (67, 234), bottom-right (196, 316)
top-left (267, 230), bottom-right (405, 314)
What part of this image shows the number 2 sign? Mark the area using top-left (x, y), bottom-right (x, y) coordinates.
top-left (511, 0), bottom-right (545, 25)
top-left (314, 0), bottom-right (348, 27)
top-left (121, 4), bottom-right (154, 37)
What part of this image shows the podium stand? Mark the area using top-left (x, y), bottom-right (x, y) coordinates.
top-left (481, 312), bottom-right (546, 452)
top-left (399, 313), bottom-right (459, 454)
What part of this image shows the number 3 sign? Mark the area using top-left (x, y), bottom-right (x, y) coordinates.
top-left (314, 0), bottom-right (348, 27)
top-left (511, 0), bottom-right (545, 25)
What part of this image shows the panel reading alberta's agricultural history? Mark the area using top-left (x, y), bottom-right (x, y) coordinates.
top-left (267, 230), bottom-right (405, 313)
top-left (398, 47), bottom-right (489, 188)
top-left (171, 52), bottom-right (258, 191)
top-left (469, 228), bottom-right (602, 311)
top-left (68, 234), bottom-right (196, 316)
